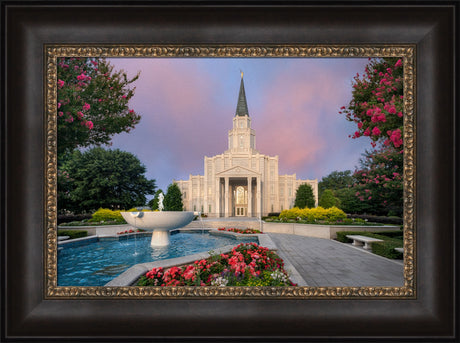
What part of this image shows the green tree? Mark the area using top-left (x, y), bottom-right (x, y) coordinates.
top-left (164, 183), bottom-right (184, 211)
top-left (318, 170), bottom-right (354, 197)
top-left (59, 147), bottom-right (155, 213)
top-left (334, 188), bottom-right (368, 214)
top-left (294, 184), bottom-right (315, 209)
top-left (352, 147), bottom-right (403, 216)
top-left (318, 189), bottom-right (340, 209)
top-left (57, 57), bottom-right (140, 160)
top-left (148, 189), bottom-right (164, 210)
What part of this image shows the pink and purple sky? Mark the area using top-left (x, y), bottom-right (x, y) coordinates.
top-left (107, 58), bottom-right (372, 193)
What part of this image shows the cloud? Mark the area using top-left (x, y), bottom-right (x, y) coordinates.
top-left (108, 58), bottom-right (371, 189)
top-left (252, 61), bottom-right (365, 179)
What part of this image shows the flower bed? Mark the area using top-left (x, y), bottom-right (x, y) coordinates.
top-left (137, 243), bottom-right (295, 287)
top-left (117, 229), bottom-right (142, 235)
top-left (217, 227), bottom-right (263, 234)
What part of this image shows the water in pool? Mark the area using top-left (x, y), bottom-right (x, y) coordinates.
top-left (58, 232), bottom-right (256, 286)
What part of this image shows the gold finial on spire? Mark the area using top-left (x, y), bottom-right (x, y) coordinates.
top-left (240, 70), bottom-right (244, 79)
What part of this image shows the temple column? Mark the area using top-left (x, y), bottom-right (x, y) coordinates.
top-left (256, 177), bottom-right (262, 218)
top-left (224, 177), bottom-right (230, 217)
top-left (215, 178), bottom-right (221, 217)
top-left (247, 176), bottom-right (252, 217)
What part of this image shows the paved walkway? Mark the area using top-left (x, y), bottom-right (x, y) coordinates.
top-left (268, 233), bottom-right (404, 287)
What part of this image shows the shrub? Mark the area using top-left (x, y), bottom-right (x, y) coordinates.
top-left (347, 214), bottom-right (403, 225)
top-left (58, 230), bottom-right (88, 239)
top-left (90, 208), bottom-right (126, 223)
top-left (57, 213), bottom-right (92, 224)
top-left (267, 212), bottom-right (281, 217)
top-left (374, 230), bottom-right (403, 239)
top-left (279, 206), bottom-right (347, 222)
top-left (372, 241), bottom-right (403, 259)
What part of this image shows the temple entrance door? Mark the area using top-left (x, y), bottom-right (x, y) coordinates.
top-left (234, 185), bottom-right (247, 217)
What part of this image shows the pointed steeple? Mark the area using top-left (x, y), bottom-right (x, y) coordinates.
top-left (235, 71), bottom-right (249, 117)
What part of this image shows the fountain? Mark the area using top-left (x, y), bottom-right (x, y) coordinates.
top-left (121, 192), bottom-right (195, 247)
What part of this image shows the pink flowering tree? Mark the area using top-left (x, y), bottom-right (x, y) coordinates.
top-left (340, 57), bottom-right (404, 151)
top-left (339, 58), bottom-right (404, 216)
top-left (57, 57), bottom-right (140, 160)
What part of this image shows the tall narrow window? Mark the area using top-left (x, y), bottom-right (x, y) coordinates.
top-left (236, 186), bottom-right (246, 205)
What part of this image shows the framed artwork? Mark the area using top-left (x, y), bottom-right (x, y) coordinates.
top-left (2, 1), bottom-right (456, 341)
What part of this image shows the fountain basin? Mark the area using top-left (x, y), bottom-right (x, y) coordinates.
top-left (120, 211), bottom-right (195, 246)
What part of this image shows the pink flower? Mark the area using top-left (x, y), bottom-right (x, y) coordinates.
top-left (122, 95), bottom-right (127, 99)
top-left (86, 121), bottom-right (94, 129)
top-left (57, 79), bottom-right (65, 89)
top-left (363, 128), bottom-right (371, 136)
top-left (372, 127), bottom-right (381, 136)
top-left (389, 128), bottom-right (403, 147)
top-left (58, 111), bottom-right (63, 117)
top-left (395, 59), bottom-right (403, 67)
top-left (82, 103), bottom-right (91, 111)
top-left (357, 122), bottom-right (363, 129)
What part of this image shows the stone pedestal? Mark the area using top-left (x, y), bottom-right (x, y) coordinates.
top-left (150, 230), bottom-right (171, 246)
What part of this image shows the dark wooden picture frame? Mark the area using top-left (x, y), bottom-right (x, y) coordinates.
top-left (2, 1), bottom-right (457, 341)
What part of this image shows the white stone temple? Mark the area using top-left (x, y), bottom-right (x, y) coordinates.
top-left (175, 72), bottom-right (318, 217)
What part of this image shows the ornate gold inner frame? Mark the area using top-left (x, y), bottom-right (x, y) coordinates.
top-left (45, 45), bottom-right (415, 299)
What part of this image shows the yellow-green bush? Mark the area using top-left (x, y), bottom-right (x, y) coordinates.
top-left (279, 206), bottom-right (346, 222)
top-left (90, 208), bottom-right (125, 222)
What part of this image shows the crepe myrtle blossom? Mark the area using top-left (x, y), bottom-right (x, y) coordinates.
top-left (340, 58), bottom-right (404, 151)
top-left (56, 57), bottom-right (140, 159)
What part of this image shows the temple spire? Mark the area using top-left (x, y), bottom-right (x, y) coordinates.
top-left (235, 71), bottom-right (249, 117)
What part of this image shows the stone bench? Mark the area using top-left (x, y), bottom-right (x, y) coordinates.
top-left (346, 235), bottom-right (383, 250)
top-left (58, 236), bottom-right (70, 241)
top-left (394, 247), bottom-right (404, 254)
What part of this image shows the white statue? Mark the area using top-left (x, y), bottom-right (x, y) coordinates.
top-left (158, 192), bottom-right (164, 211)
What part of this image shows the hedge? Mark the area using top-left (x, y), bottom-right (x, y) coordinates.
top-left (347, 214), bottom-right (403, 225)
top-left (58, 230), bottom-right (88, 239)
top-left (279, 206), bottom-right (347, 222)
top-left (90, 208), bottom-right (126, 223)
top-left (57, 213), bottom-right (92, 224)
